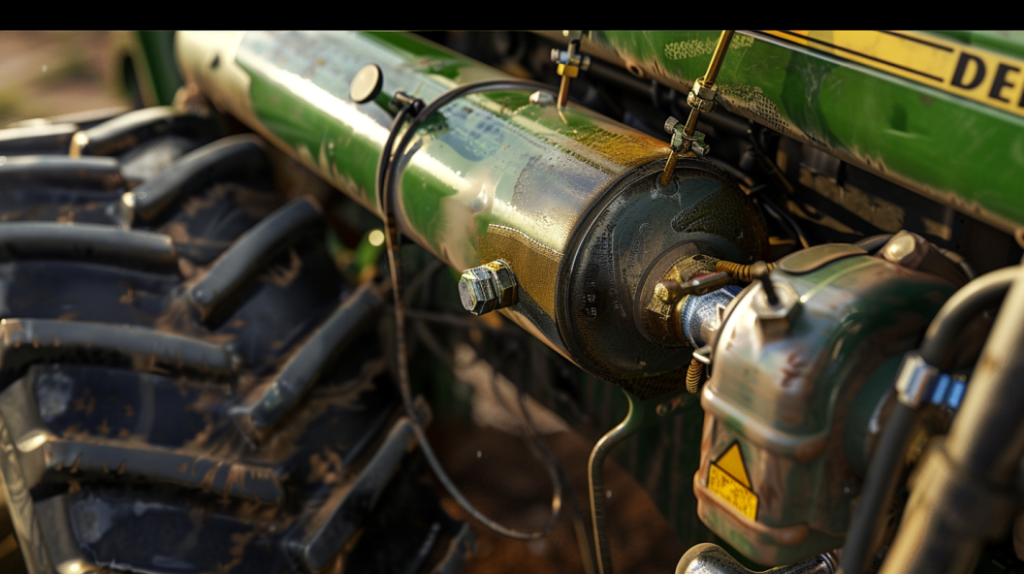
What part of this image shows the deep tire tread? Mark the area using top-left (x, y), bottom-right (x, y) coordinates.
top-left (0, 111), bottom-right (469, 574)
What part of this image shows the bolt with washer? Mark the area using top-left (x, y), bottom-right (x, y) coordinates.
top-left (458, 261), bottom-right (518, 316)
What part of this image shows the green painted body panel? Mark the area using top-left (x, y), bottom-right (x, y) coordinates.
top-left (585, 31), bottom-right (1024, 233)
top-left (930, 31), bottom-right (1024, 60)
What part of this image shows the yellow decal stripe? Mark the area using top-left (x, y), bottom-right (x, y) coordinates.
top-left (761, 30), bottom-right (1024, 120)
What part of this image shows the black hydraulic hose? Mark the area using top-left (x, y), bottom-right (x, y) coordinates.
top-left (756, 192), bottom-right (810, 249)
top-left (840, 265), bottom-right (1018, 574)
top-left (379, 80), bottom-right (564, 541)
top-left (918, 265), bottom-right (1018, 369)
top-left (839, 402), bottom-right (916, 574)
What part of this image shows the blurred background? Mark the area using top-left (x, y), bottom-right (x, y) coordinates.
top-left (0, 32), bottom-right (134, 127)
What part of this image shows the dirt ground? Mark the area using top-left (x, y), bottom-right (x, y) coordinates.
top-left (428, 423), bottom-right (686, 574)
top-left (0, 31), bottom-right (129, 127)
top-left (0, 32), bottom-right (689, 574)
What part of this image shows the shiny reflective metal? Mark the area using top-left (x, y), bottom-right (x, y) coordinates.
top-left (528, 90), bottom-right (554, 106)
top-left (894, 351), bottom-right (941, 407)
top-left (880, 230), bottom-right (969, 286)
top-left (687, 77), bottom-right (719, 114)
top-left (882, 230), bottom-right (930, 267)
top-left (551, 36), bottom-right (591, 107)
top-left (661, 116), bottom-right (685, 185)
top-left (458, 261), bottom-right (517, 316)
top-left (676, 31), bottom-right (732, 159)
top-left (676, 543), bottom-right (834, 574)
top-left (681, 271), bottom-right (733, 296)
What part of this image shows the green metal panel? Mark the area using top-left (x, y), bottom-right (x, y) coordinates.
top-left (582, 31), bottom-right (1024, 235)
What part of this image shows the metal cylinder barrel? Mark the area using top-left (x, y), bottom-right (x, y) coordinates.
top-left (176, 31), bottom-right (768, 398)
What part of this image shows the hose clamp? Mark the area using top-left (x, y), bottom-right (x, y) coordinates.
top-left (895, 352), bottom-right (941, 407)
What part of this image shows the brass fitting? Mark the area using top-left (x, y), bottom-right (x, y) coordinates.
top-left (551, 31), bottom-right (591, 108)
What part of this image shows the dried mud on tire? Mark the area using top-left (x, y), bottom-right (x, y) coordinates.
top-left (0, 107), bottom-right (471, 574)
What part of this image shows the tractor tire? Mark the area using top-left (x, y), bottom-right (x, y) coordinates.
top-left (0, 107), bottom-right (473, 574)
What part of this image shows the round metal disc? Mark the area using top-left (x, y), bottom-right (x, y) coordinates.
top-left (350, 64), bottom-right (383, 104)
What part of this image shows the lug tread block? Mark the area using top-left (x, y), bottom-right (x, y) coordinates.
top-left (30, 364), bottom-right (228, 449)
top-left (129, 134), bottom-right (271, 224)
top-left (287, 411), bottom-right (430, 572)
top-left (341, 453), bottom-right (471, 574)
top-left (40, 440), bottom-right (284, 504)
top-left (0, 222), bottom-right (178, 270)
top-left (0, 124), bottom-right (79, 156)
top-left (0, 156), bottom-right (124, 191)
top-left (258, 352), bottom-right (401, 481)
top-left (35, 488), bottom-right (290, 574)
top-left (0, 109), bottom-right (470, 574)
top-left (200, 238), bottom-right (345, 374)
top-left (240, 282), bottom-right (384, 432)
top-left (0, 261), bottom-right (179, 326)
top-left (188, 196), bottom-right (325, 324)
top-left (154, 181), bottom-right (284, 265)
top-left (75, 107), bottom-right (222, 158)
top-left (0, 319), bottom-right (236, 388)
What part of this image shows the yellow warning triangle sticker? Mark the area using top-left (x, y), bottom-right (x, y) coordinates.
top-left (715, 443), bottom-right (750, 488)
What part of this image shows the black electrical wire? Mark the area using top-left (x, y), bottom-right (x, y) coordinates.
top-left (395, 262), bottom-right (595, 573)
top-left (840, 265), bottom-right (1019, 574)
top-left (752, 189), bottom-right (810, 249)
top-left (492, 340), bottom-right (597, 574)
top-left (378, 79), bottom-right (564, 541)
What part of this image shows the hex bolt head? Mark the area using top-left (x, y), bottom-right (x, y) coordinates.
top-left (664, 116), bottom-right (680, 134)
top-left (458, 261), bottom-right (518, 316)
top-left (882, 230), bottom-right (929, 269)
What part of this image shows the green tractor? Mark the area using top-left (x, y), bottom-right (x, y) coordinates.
top-left (1, 30), bottom-right (1023, 574)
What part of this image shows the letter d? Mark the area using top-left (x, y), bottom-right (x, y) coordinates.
top-left (952, 52), bottom-right (986, 89)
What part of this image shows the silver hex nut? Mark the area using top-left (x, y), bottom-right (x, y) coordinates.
top-left (458, 260), bottom-right (518, 316)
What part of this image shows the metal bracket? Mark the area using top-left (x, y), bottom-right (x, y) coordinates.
top-left (686, 76), bottom-right (718, 114)
top-left (551, 31), bottom-right (591, 108)
top-left (895, 352), bottom-right (941, 408)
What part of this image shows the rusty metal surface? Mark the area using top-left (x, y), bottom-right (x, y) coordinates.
top-left (698, 254), bottom-right (955, 565)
